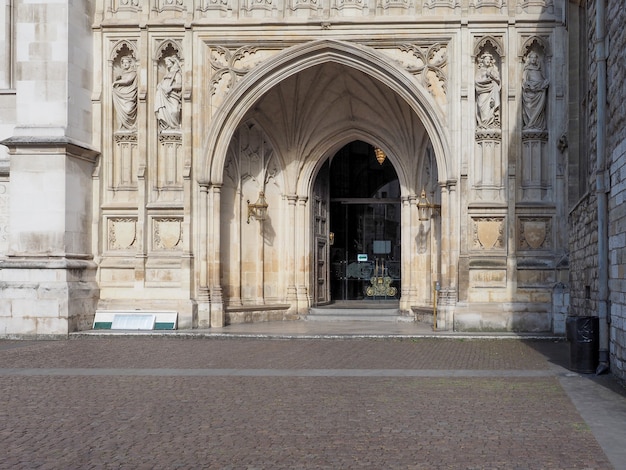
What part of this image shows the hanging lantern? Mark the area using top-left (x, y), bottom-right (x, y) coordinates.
top-left (374, 147), bottom-right (386, 165)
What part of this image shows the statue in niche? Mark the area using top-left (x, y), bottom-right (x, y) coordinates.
top-left (475, 52), bottom-right (501, 129)
top-left (522, 51), bottom-right (549, 131)
top-left (155, 56), bottom-right (182, 130)
top-left (112, 55), bottom-right (138, 131)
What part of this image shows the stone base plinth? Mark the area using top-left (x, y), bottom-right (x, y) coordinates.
top-left (453, 302), bottom-right (553, 332)
top-left (0, 258), bottom-right (99, 337)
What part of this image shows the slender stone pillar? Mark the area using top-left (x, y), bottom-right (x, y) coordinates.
top-left (446, 181), bottom-right (459, 292)
top-left (209, 184), bottom-right (224, 327)
top-left (228, 188), bottom-right (243, 307)
top-left (197, 180), bottom-right (211, 328)
top-left (296, 196), bottom-right (309, 313)
top-left (408, 195), bottom-right (420, 307)
top-left (255, 206), bottom-right (265, 304)
top-left (286, 195), bottom-right (298, 302)
top-left (399, 197), bottom-right (411, 311)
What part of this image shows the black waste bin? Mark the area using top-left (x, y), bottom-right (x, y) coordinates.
top-left (565, 316), bottom-right (599, 374)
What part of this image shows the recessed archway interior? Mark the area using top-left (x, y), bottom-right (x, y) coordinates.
top-left (220, 59), bottom-right (439, 312)
top-left (238, 61), bottom-right (434, 193)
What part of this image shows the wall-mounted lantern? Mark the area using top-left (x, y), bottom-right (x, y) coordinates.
top-left (417, 188), bottom-right (441, 221)
top-left (247, 191), bottom-right (268, 224)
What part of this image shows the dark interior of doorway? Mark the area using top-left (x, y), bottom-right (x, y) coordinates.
top-left (329, 141), bottom-right (401, 302)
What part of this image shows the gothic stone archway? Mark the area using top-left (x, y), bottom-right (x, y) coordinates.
top-left (208, 54), bottom-right (448, 326)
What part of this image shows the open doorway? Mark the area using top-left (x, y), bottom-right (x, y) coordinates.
top-left (315, 141), bottom-right (401, 304)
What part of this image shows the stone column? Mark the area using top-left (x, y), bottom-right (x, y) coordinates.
top-left (286, 195), bottom-right (298, 302)
top-left (255, 206), bottom-right (265, 305)
top-left (408, 195), bottom-right (420, 307)
top-left (209, 184), bottom-right (224, 327)
top-left (438, 183), bottom-right (459, 330)
top-left (296, 196), bottom-right (309, 313)
top-left (227, 188), bottom-right (242, 307)
top-left (197, 180), bottom-right (211, 328)
top-left (446, 181), bottom-right (459, 292)
top-left (399, 196), bottom-right (411, 311)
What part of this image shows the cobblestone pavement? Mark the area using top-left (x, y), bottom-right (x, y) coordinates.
top-left (1, 337), bottom-right (624, 469)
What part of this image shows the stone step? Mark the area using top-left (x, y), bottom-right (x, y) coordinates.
top-left (307, 307), bottom-right (411, 322)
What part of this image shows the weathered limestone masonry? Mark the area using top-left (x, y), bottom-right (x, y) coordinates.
top-left (1, 0), bottom-right (578, 335)
top-left (0, 1), bottom-right (98, 337)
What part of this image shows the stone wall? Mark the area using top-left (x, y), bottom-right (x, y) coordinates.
top-left (568, 193), bottom-right (598, 318)
top-left (609, 140), bottom-right (626, 378)
top-left (606, 1), bottom-right (626, 155)
top-left (568, 0), bottom-right (597, 321)
top-left (571, 0), bottom-right (626, 380)
top-left (606, 0), bottom-right (626, 379)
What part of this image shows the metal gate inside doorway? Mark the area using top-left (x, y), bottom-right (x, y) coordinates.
top-left (328, 141), bottom-right (401, 301)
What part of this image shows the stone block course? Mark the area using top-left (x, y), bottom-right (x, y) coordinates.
top-left (0, 285), bottom-right (39, 300)
top-left (12, 299), bottom-right (59, 318)
top-left (0, 317), bottom-right (36, 335)
top-left (0, 302), bottom-right (11, 317)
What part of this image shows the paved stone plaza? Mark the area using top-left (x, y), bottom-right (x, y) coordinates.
top-left (1, 335), bottom-right (625, 469)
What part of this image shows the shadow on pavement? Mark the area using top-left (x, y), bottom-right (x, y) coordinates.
top-left (524, 338), bottom-right (626, 397)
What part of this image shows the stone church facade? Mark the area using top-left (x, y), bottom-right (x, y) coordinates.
top-left (0, 1), bottom-right (590, 343)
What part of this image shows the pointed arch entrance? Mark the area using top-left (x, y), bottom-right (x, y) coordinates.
top-left (199, 40), bottom-right (455, 327)
top-left (312, 141), bottom-right (402, 306)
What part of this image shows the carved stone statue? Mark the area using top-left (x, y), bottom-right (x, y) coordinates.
top-left (522, 51), bottom-right (549, 131)
top-left (112, 55), bottom-right (138, 131)
top-left (475, 52), bottom-right (501, 129)
top-left (155, 56), bottom-right (182, 130)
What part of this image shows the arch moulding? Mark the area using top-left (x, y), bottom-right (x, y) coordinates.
top-left (201, 39), bottom-right (453, 188)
